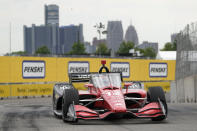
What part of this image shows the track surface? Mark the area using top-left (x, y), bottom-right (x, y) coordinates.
top-left (0, 98), bottom-right (197, 131)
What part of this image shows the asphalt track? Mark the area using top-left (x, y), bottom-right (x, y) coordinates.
top-left (0, 98), bottom-right (197, 131)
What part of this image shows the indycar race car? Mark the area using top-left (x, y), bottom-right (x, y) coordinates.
top-left (52, 61), bottom-right (168, 122)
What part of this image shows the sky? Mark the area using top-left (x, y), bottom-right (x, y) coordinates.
top-left (0, 0), bottom-right (197, 55)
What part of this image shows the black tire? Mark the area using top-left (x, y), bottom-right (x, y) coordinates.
top-left (147, 86), bottom-right (168, 121)
top-left (62, 86), bottom-right (79, 122)
top-left (52, 90), bottom-right (62, 119)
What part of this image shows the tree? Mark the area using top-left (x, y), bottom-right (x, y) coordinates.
top-left (96, 43), bottom-right (110, 56)
top-left (4, 51), bottom-right (26, 56)
top-left (35, 46), bottom-right (50, 55)
top-left (143, 48), bottom-right (156, 58)
top-left (135, 47), bottom-right (145, 55)
top-left (69, 42), bottom-right (86, 55)
top-left (117, 41), bottom-right (134, 56)
top-left (161, 42), bottom-right (176, 51)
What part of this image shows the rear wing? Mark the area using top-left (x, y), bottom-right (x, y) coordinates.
top-left (69, 72), bottom-right (123, 83)
top-left (69, 73), bottom-right (91, 83)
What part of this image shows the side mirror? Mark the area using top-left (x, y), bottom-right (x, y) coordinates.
top-left (124, 83), bottom-right (132, 87)
top-left (124, 83), bottom-right (132, 93)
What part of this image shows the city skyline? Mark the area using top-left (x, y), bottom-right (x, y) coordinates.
top-left (1, 0), bottom-right (197, 55)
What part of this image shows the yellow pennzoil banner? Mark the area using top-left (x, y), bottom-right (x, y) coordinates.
top-left (0, 56), bottom-right (175, 97)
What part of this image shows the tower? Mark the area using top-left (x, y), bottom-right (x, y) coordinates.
top-left (45, 4), bottom-right (59, 25)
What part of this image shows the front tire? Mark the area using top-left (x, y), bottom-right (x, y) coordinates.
top-left (147, 86), bottom-right (168, 121)
top-left (62, 86), bottom-right (79, 122)
top-left (52, 89), bottom-right (62, 119)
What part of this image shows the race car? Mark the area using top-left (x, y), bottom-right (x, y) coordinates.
top-left (52, 61), bottom-right (168, 122)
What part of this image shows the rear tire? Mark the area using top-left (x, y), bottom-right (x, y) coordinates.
top-left (62, 86), bottom-right (79, 122)
top-left (147, 86), bottom-right (168, 121)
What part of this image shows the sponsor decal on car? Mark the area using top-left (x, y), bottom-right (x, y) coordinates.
top-left (22, 61), bottom-right (45, 78)
top-left (110, 62), bottom-right (130, 77)
top-left (149, 63), bottom-right (168, 77)
top-left (68, 61), bottom-right (89, 73)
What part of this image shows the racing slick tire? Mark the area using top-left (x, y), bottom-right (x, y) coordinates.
top-left (52, 90), bottom-right (62, 119)
top-left (147, 86), bottom-right (168, 121)
top-left (62, 86), bottom-right (79, 123)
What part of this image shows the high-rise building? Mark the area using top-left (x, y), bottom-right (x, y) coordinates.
top-left (107, 21), bottom-right (123, 54)
top-left (24, 5), bottom-right (85, 55)
top-left (137, 41), bottom-right (158, 54)
top-left (84, 42), bottom-right (96, 54)
top-left (125, 25), bottom-right (139, 46)
top-left (59, 24), bottom-right (84, 54)
top-left (24, 24), bottom-right (60, 55)
top-left (92, 37), bottom-right (107, 47)
top-left (45, 4), bottom-right (59, 25)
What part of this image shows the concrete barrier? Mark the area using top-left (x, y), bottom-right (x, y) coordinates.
top-left (184, 76), bottom-right (195, 103)
top-left (175, 75), bottom-right (197, 103)
top-left (170, 81), bottom-right (177, 103)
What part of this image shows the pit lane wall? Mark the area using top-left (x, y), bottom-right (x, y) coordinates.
top-left (0, 56), bottom-right (175, 97)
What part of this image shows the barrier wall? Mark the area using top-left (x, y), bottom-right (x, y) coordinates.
top-left (0, 56), bottom-right (176, 97)
top-left (173, 75), bottom-right (197, 103)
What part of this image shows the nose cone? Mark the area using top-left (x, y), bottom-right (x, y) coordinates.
top-left (102, 90), bottom-right (126, 112)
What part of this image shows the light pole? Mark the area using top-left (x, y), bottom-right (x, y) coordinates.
top-left (94, 22), bottom-right (105, 40)
top-left (94, 22), bottom-right (107, 56)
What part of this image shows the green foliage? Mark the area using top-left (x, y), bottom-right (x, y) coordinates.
top-left (143, 48), bottom-right (156, 58)
top-left (135, 47), bottom-right (156, 58)
top-left (161, 42), bottom-right (176, 51)
top-left (35, 46), bottom-right (50, 55)
top-left (117, 41), bottom-right (134, 56)
top-left (135, 47), bottom-right (145, 54)
top-left (69, 42), bottom-right (86, 55)
top-left (96, 43), bottom-right (110, 55)
top-left (4, 51), bottom-right (26, 56)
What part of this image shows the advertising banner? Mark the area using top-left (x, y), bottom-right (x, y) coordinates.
top-left (68, 61), bottom-right (89, 73)
top-left (110, 62), bottom-right (130, 77)
top-left (22, 61), bottom-right (45, 78)
top-left (149, 63), bottom-right (168, 77)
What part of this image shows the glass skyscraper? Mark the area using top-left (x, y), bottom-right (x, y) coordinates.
top-left (45, 4), bottom-right (59, 25)
top-left (60, 24), bottom-right (84, 54)
top-left (107, 21), bottom-right (123, 54)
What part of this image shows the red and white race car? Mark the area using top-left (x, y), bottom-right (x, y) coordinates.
top-left (53, 62), bottom-right (167, 122)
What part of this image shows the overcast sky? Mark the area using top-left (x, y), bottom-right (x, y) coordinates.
top-left (0, 0), bottom-right (197, 55)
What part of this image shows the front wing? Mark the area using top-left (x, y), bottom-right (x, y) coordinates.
top-left (73, 102), bottom-right (165, 120)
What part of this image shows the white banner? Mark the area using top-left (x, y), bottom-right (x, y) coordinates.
top-left (68, 62), bottom-right (89, 73)
top-left (149, 63), bottom-right (167, 77)
top-left (23, 61), bottom-right (45, 78)
top-left (110, 62), bottom-right (130, 77)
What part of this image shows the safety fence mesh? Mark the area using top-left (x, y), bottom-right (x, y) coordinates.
top-left (176, 22), bottom-right (197, 80)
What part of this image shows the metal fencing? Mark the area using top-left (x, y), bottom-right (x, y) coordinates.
top-left (176, 22), bottom-right (197, 80)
